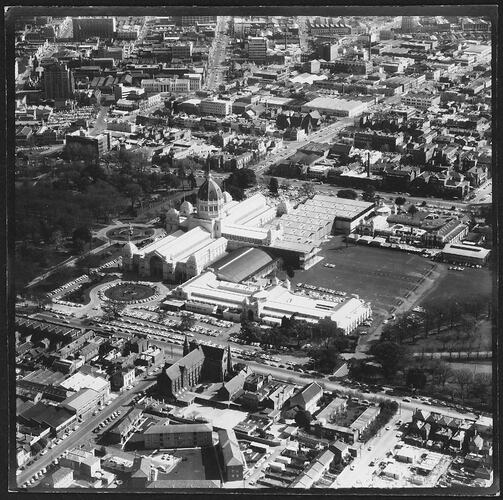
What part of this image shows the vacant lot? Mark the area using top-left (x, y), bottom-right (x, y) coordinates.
top-left (291, 242), bottom-right (434, 316)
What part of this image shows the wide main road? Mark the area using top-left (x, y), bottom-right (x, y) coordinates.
top-left (205, 16), bottom-right (230, 91)
top-left (247, 362), bottom-right (479, 422)
top-left (273, 178), bottom-right (473, 212)
top-left (16, 375), bottom-right (157, 488)
top-left (253, 117), bottom-right (355, 177)
top-left (88, 318), bottom-right (481, 424)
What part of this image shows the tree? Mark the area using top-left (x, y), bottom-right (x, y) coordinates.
top-left (454, 369), bottom-right (474, 402)
top-left (408, 204), bottom-right (418, 217)
top-left (406, 368), bottom-right (427, 389)
top-left (471, 373), bottom-right (492, 402)
top-left (98, 340), bottom-right (114, 357)
top-left (395, 196), bottom-right (406, 206)
top-left (225, 184), bottom-right (245, 201)
top-left (77, 253), bottom-right (103, 273)
top-left (429, 360), bottom-right (453, 388)
top-left (226, 168), bottom-right (257, 190)
top-left (337, 189), bottom-right (358, 200)
top-left (300, 182), bottom-right (316, 198)
top-left (101, 303), bottom-right (125, 321)
top-left (370, 341), bottom-right (407, 379)
top-left (179, 313), bottom-right (197, 331)
top-left (362, 186), bottom-right (376, 202)
top-left (459, 313), bottom-right (477, 335)
top-left (50, 229), bottom-right (64, 249)
top-left (187, 172), bottom-right (197, 189)
top-left (308, 345), bottom-right (341, 374)
top-left (269, 177), bottom-right (279, 195)
top-left (124, 183), bottom-right (143, 211)
top-left (73, 226), bottom-right (92, 245)
top-left (294, 409), bottom-right (312, 430)
top-left (73, 225), bottom-right (92, 252)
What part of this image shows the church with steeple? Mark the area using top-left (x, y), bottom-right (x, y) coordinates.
top-left (157, 336), bottom-right (234, 401)
top-left (122, 169), bottom-right (284, 282)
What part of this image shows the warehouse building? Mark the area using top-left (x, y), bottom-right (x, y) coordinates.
top-left (441, 242), bottom-right (491, 266)
top-left (210, 247), bottom-right (279, 283)
top-left (301, 97), bottom-right (370, 117)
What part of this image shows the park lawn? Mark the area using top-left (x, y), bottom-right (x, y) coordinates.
top-left (401, 319), bottom-right (492, 354)
top-left (419, 265), bottom-right (493, 305)
top-left (446, 360), bottom-right (493, 375)
top-left (291, 242), bottom-right (433, 315)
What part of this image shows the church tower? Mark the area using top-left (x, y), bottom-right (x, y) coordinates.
top-left (183, 335), bottom-right (190, 357)
top-left (226, 344), bottom-right (233, 378)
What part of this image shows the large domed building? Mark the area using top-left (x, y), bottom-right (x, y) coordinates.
top-left (123, 170), bottom-right (280, 282)
top-left (197, 173), bottom-right (224, 220)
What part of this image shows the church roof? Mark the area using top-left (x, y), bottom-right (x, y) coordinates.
top-left (197, 174), bottom-right (223, 202)
top-left (165, 348), bottom-right (205, 380)
top-left (200, 344), bottom-right (226, 361)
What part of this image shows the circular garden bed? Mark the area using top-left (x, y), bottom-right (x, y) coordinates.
top-left (106, 225), bottom-right (155, 242)
top-left (103, 282), bottom-right (157, 303)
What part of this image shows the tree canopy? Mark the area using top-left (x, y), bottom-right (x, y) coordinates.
top-left (269, 177), bottom-right (279, 195)
top-left (337, 189), bottom-right (358, 200)
top-left (226, 168), bottom-right (257, 191)
top-left (369, 341), bottom-right (407, 379)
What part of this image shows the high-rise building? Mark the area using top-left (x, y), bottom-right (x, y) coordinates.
top-left (65, 130), bottom-right (111, 160)
top-left (401, 16), bottom-right (420, 33)
top-left (43, 62), bottom-right (75, 100)
top-left (248, 36), bottom-right (267, 62)
top-left (319, 43), bottom-right (340, 61)
top-left (72, 17), bottom-right (116, 41)
top-left (177, 16), bottom-right (217, 26)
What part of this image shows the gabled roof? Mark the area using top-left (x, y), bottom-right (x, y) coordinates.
top-left (289, 382), bottom-right (323, 408)
top-left (218, 428), bottom-right (244, 467)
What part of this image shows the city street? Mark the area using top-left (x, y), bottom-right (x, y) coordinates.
top-left (253, 117), bottom-right (355, 176)
top-left (17, 376), bottom-right (157, 487)
top-left (333, 409), bottom-right (411, 488)
top-left (205, 17), bottom-right (230, 91)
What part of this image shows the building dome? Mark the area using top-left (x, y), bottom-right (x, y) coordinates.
top-left (123, 241), bottom-right (138, 258)
top-left (197, 173), bottom-right (224, 220)
top-left (376, 204), bottom-right (392, 216)
top-left (180, 200), bottom-right (194, 216)
top-left (223, 191), bottom-right (233, 204)
top-left (197, 174), bottom-right (224, 203)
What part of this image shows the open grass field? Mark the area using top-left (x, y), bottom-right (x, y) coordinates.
top-left (291, 241), bottom-right (434, 316)
top-left (418, 265), bottom-right (493, 305)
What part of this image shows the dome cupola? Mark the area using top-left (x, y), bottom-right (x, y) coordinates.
top-left (123, 241), bottom-right (138, 258)
top-left (197, 172), bottom-right (224, 220)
